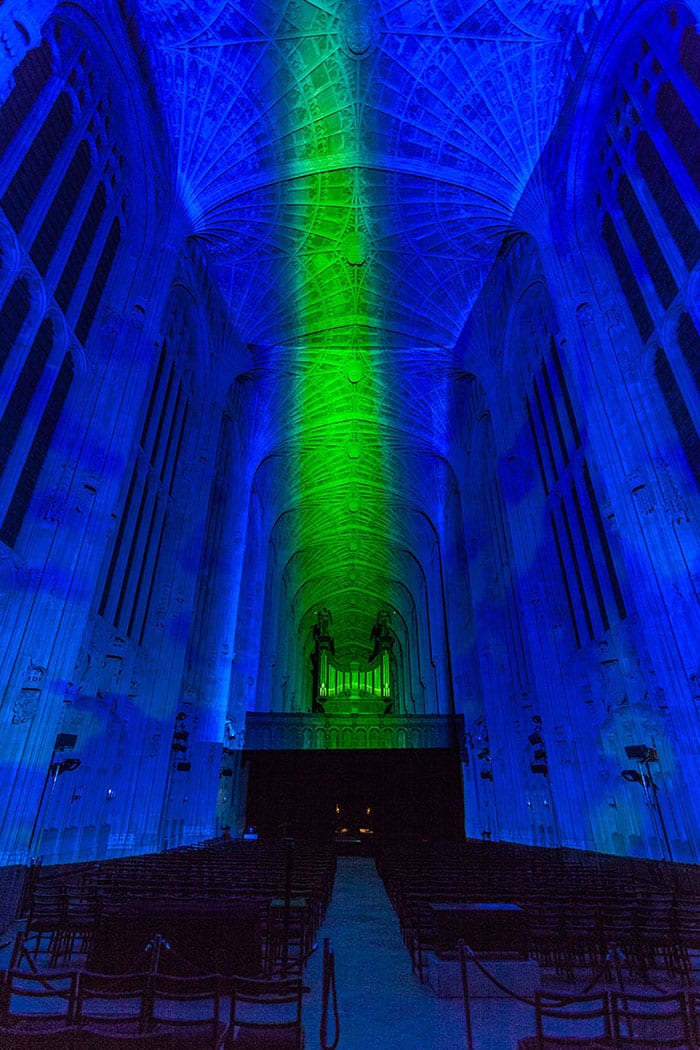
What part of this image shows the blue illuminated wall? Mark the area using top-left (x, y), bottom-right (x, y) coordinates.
top-left (0, 0), bottom-right (699, 869)
top-left (453, 2), bottom-right (700, 862)
top-left (0, 4), bottom-right (248, 865)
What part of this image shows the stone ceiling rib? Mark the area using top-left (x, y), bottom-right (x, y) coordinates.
top-left (127, 0), bottom-right (591, 648)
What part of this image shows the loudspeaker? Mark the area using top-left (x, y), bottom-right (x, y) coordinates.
top-left (624, 744), bottom-right (657, 761)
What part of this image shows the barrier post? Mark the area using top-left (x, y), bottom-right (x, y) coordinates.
top-left (458, 939), bottom-right (474, 1050)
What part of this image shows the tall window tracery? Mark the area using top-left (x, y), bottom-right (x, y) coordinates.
top-left (596, 4), bottom-right (700, 487)
top-left (526, 331), bottom-right (626, 648)
top-left (0, 24), bottom-right (126, 345)
top-left (0, 18), bottom-right (130, 550)
top-left (98, 294), bottom-right (192, 645)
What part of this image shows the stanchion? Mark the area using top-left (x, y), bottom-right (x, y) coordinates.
top-left (145, 932), bottom-right (170, 973)
top-left (16, 858), bottom-right (41, 918)
top-left (281, 839), bottom-right (295, 976)
top-left (458, 940), bottom-right (474, 1050)
top-left (320, 937), bottom-right (339, 1050)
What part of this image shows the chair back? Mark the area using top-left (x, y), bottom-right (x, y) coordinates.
top-left (611, 989), bottom-right (693, 1049)
top-left (231, 974), bottom-right (304, 1049)
top-left (534, 989), bottom-right (613, 1049)
top-left (150, 971), bottom-right (228, 1047)
top-left (74, 969), bottom-right (151, 1031)
top-left (0, 968), bottom-right (78, 1025)
top-left (689, 989), bottom-right (700, 1050)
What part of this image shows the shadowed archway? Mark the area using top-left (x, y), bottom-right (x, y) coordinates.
top-left (244, 748), bottom-right (465, 845)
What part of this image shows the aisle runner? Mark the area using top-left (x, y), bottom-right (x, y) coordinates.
top-left (302, 855), bottom-right (532, 1050)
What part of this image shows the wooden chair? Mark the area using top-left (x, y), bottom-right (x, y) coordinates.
top-left (611, 990), bottom-right (694, 1050)
top-left (21, 885), bottom-right (87, 968)
top-left (403, 892), bottom-right (436, 982)
top-left (9, 927), bottom-right (59, 971)
top-left (267, 894), bottom-right (316, 977)
top-left (230, 975), bottom-right (304, 1048)
top-left (0, 961), bottom-right (78, 1029)
top-left (517, 990), bottom-right (614, 1050)
top-left (149, 972), bottom-right (229, 1048)
top-left (74, 970), bottom-right (151, 1036)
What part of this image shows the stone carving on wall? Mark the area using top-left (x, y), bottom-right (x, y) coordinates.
top-left (342, 3), bottom-right (377, 58)
top-left (629, 473), bottom-right (654, 514)
top-left (99, 306), bottom-right (125, 337)
top-left (576, 301), bottom-right (594, 327)
top-left (41, 485), bottom-right (69, 523)
top-left (655, 456), bottom-right (689, 521)
top-left (25, 659), bottom-right (47, 686)
top-left (604, 304), bottom-right (625, 330)
top-left (245, 712), bottom-right (462, 751)
top-left (62, 681), bottom-right (79, 706)
top-left (12, 688), bottom-right (40, 724)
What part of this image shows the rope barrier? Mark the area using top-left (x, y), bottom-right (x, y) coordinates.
top-left (629, 963), bottom-right (693, 996)
top-left (143, 934), bottom-right (224, 977)
top-left (455, 933), bottom-right (695, 1050)
top-left (580, 949), bottom-right (624, 995)
top-left (455, 941), bottom-right (633, 1010)
top-left (457, 944), bottom-right (538, 1007)
top-left (464, 940), bottom-right (688, 1046)
top-left (142, 931), bottom-right (319, 984)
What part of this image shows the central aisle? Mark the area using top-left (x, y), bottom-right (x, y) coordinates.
top-left (302, 855), bottom-right (533, 1049)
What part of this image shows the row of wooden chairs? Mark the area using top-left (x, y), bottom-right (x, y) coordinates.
top-left (24, 840), bottom-right (334, 907)
top-left (25, 854), bottom-right (334, 921)
top-left (527, 899), bottom-right (695, 984)
top-left (13, 894), bottom-right (316, 974)
top-left (518, 987), bottom-right (700, 1049)
top-left (18, 840), bottom-right (336, 977)
top-left (375, 840), bottom-right (700, 985)
top-left (376, 840), bottom-right (700, 909)
top-left (397, 890), bottom-right (698, 985)
top-left (0, 967), bottom-right (304, 1048)
top-left (92, 839), bottom-right (331, 888)
top-left (378, 838), bottom-right (700, 890)
top-left (13, 895), bottom-right (318, 980)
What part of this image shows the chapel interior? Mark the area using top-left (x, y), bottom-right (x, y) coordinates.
top-left (1, 1), bottom-right (700, 1041)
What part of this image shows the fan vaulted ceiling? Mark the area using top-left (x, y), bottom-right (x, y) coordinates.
top-left (126, 0), bottom-right (593, 659)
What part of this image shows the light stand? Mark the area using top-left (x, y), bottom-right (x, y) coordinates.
top-left (27, 734), bottom-right (81, 860)
top-left (622, 744), bottom-right (673, 862)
